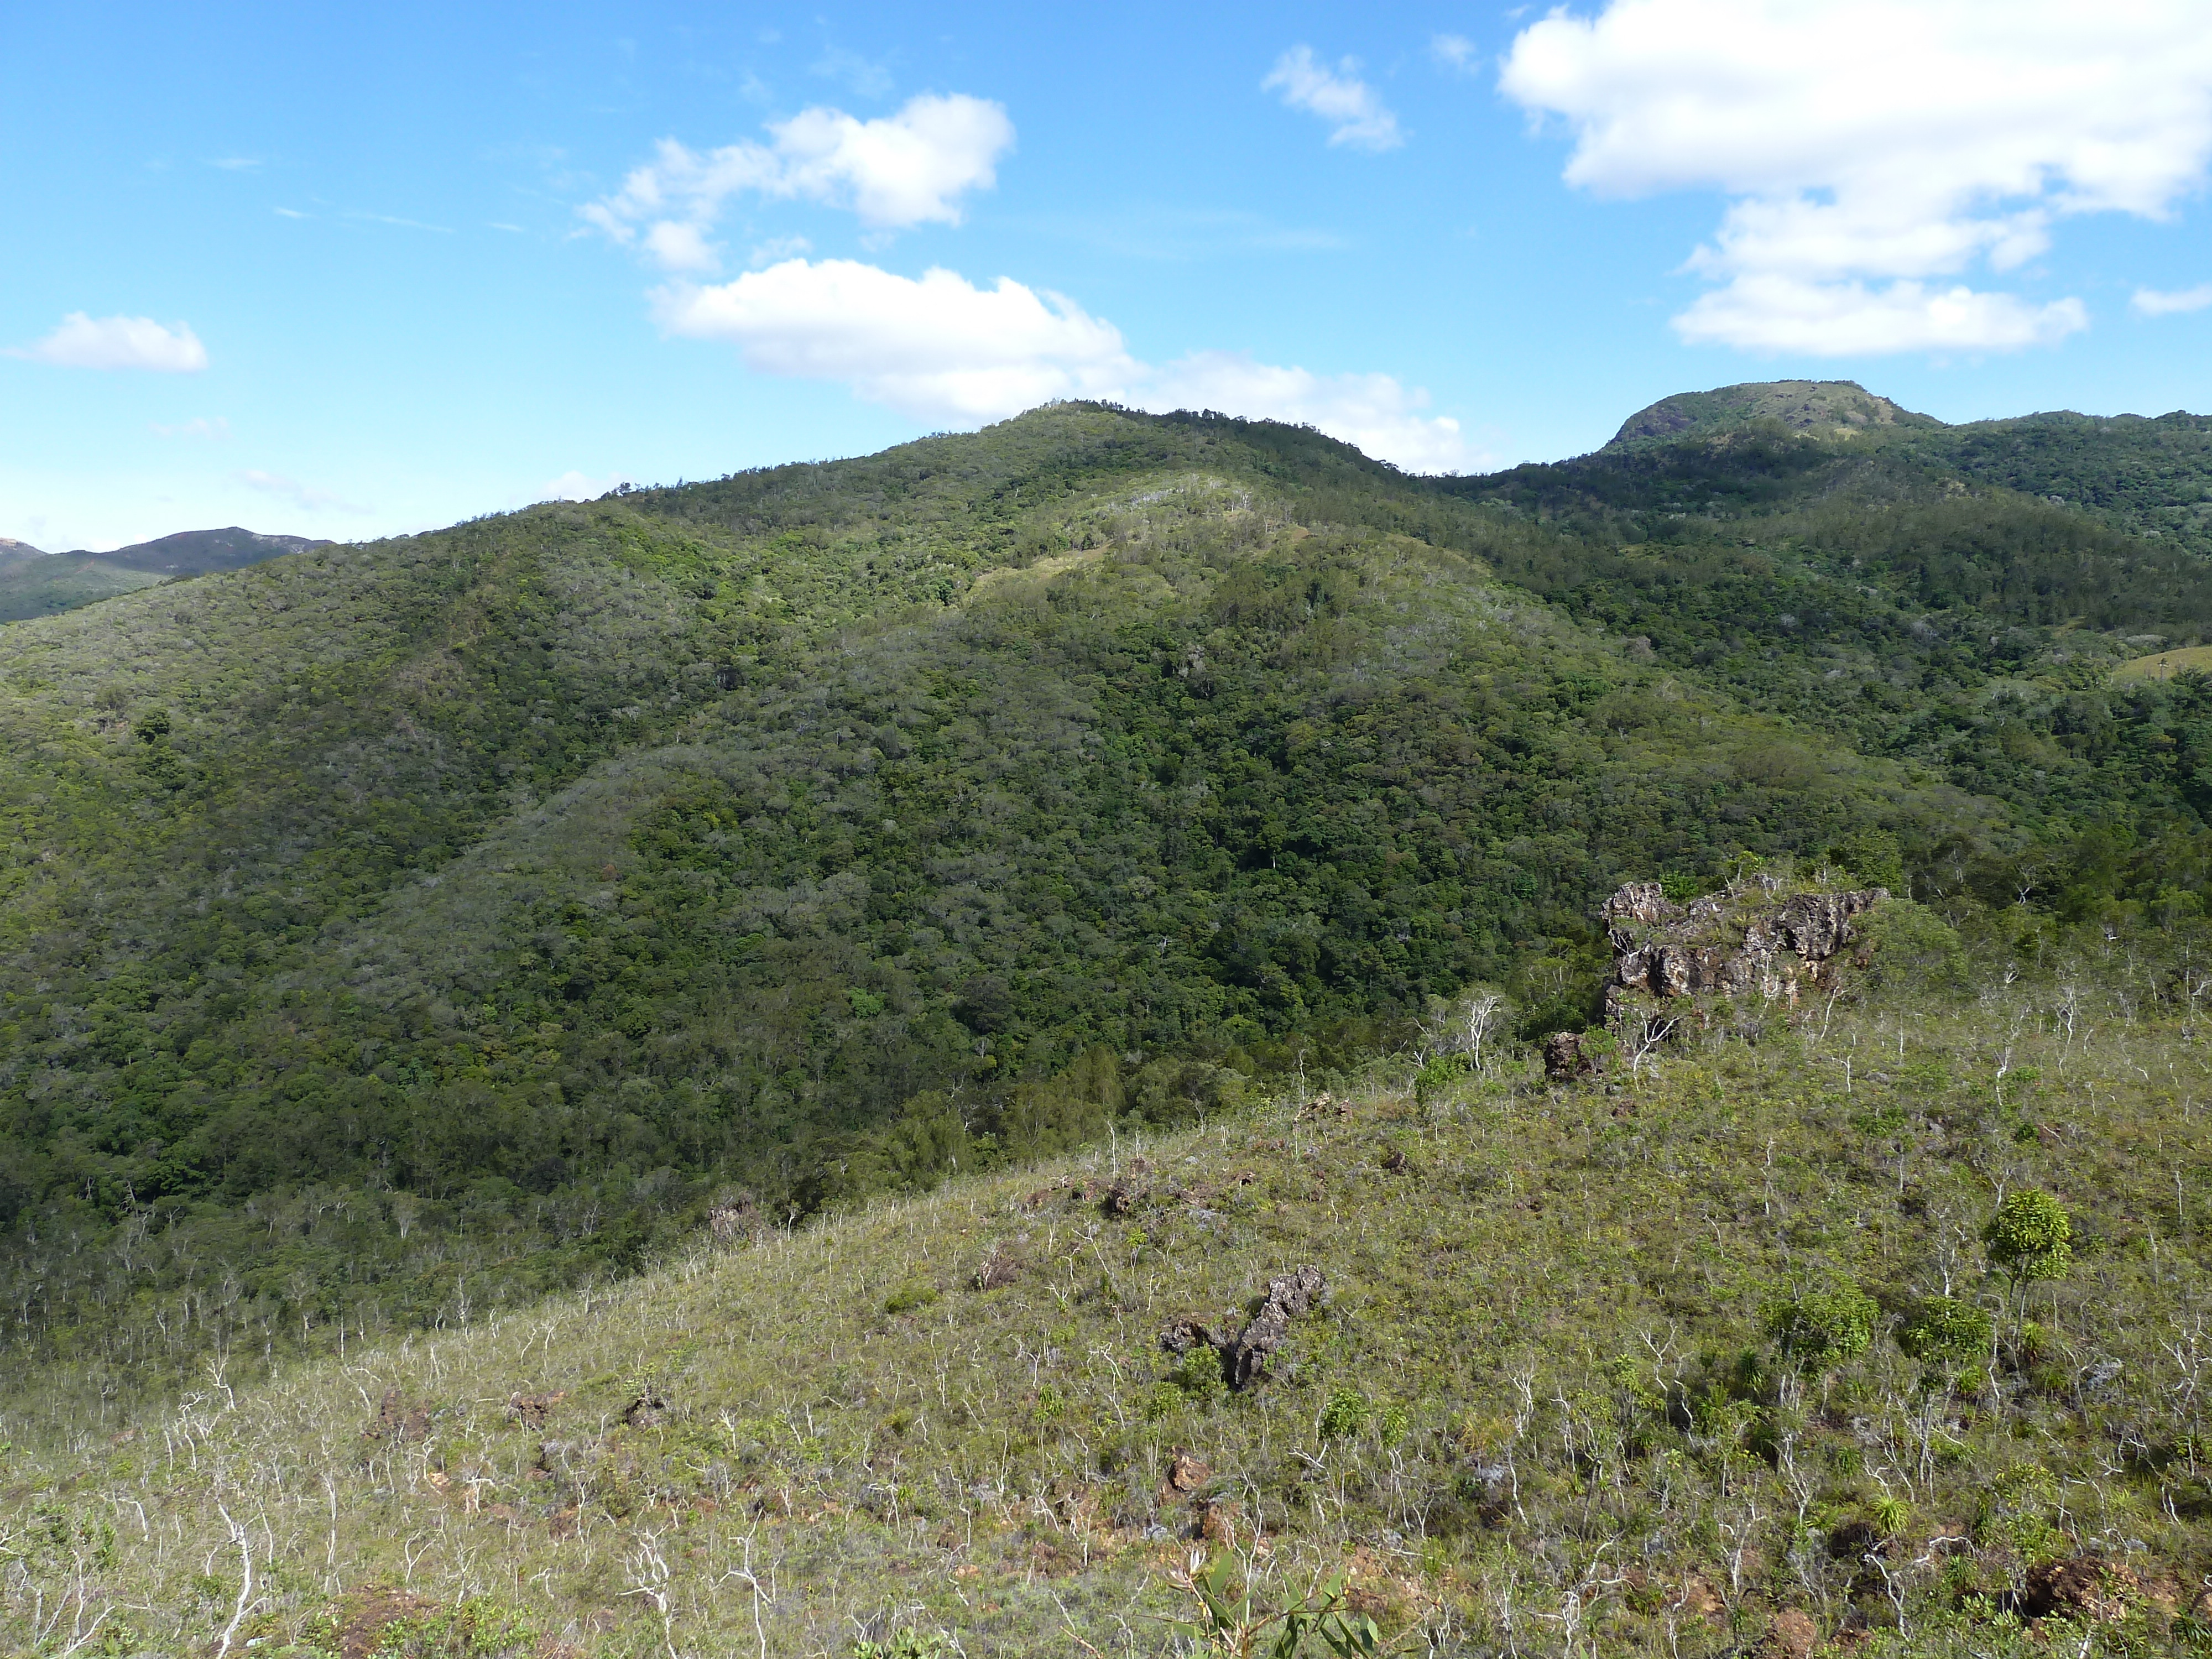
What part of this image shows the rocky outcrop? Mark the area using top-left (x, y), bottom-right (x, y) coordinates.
top-left (1543, 1030), bottom-right (1606, 1082)
top-left (1601, 880), bottom-right (1887, 1022)
top-left (1160, 1265), bottom-right (1327, 1392)
top-left (1224, 1266), bottom-right (1327, 1390)
top-left (2017, 1556), bottom-right (2142, 1622)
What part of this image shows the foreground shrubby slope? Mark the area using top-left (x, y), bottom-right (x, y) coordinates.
top-left (5, 905), bottom-right (2211, 1657)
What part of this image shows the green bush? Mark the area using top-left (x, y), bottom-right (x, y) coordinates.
top-left (1859, 899), bottom-right (1968, 989)
top-left (1985, 1188), bottom-right (2073, 1283)
top-left (1317, 1387), bottom-right (1369, 1441)
top-left (1762, 1281), bottom-right (1879, 1373)
top-left (1897, 1296), bottom-right (1993, 1368)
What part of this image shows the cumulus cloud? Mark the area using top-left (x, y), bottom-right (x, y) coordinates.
top-left (652, 258), bottom-right (1473, 469)
top-left (1149, 351), bottom-right (1477, 472)
top-left (2135, 283), bottom-right (2212, 316)
top-left (585, 92), bottom-right (1014, 272)
top-left (654, 259), bottom-right (1133, 421)
top-left (1265, 47), bottom-right (1404, 152)
top-left (6, 312), bottom-right (208, 372)
top-left (1499, 0), bottom-right (2212, 353)
top-left (1676, 276), bottom-right (2088, 354)
top-left (541, 469), bottom-right (632, 501)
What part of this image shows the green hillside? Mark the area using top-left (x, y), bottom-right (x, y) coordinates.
top-left (6, 395), bottom-right (2212, 1420)
top-left (0, 547), bottom-right (169, 620)
top-left (0, 526), bottom-right (325, 622)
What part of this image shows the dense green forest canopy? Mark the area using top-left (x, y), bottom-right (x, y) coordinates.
top-left (6, 392), bottom-right (2212, 1400)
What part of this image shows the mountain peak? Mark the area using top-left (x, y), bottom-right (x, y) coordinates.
top-left (1608, 379), bottom-right (1943, 449)
top-left (77, 526), bottom-right (330, 573)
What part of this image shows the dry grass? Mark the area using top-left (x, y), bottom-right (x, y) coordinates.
top-left (2113, 644), bottom-right (2212, 682)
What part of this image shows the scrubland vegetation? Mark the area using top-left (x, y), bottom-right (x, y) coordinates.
top-left (4, 895), bottom-right (2212, 1656)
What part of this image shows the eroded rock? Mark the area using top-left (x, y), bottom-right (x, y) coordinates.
top-left (1224, 1266), bottom-right (1327, 1390)
top-left (362, 1387), bottom-right (430, 1443)
top-left (2019, 1555), bottom-right (2141, 1622)
top-left (1602, 879), bottom-right (1887, 1023)
top-left (1543, 1031), bottom-right (1605, 1082)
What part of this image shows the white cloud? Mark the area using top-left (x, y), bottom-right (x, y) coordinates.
top-left (1149, 351), bottom-right (1479, 472)
top-left (540, 469), bottom-right (631, 501)
top-left (748, 234), bottom-right (813, 268)
top-left (150, 416), bottom-right (231, 439)
top-left (585, 93), bottom-right (1014, 272)
top-left (2135, 282), bottom-right (2212, 316)
top-left (1431, 35), bottom-right (1481, 74)
top-left (1264, 47), bottom-right (1404, 152)
top-left (643, 220), bottom-right (721, 273)
top-left (1499, 0), bottom-right (2212, 353)
top-left (650, 257), bottom-right (1474, 469)
top-left (654, 259), bottom-right (1134, 421)
top-left (1676, 276), bottom-right (2088, 354)
top-left (237, 469), bottom-right (367, 515)
top-left (6, 312), bottom-right (208, 372)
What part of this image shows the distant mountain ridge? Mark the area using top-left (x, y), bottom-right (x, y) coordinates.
top-left (70, 525), bottom-right (328, 572)
top-left (0, 525), bottom-right (326, 622)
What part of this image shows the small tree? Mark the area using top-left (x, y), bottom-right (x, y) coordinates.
top-left (1984, 1188), bottom-right (2071, 1331)
top-left (1763, 1281), bottom-right (1878, 1405)
top-left (1897, 1295), bottom-right (1995, 1480)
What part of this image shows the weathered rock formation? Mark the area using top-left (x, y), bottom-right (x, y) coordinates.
top-left (1160, 1265), bottom-right (1327, 1391)
top-left (1546, 878), bottom-right (1888, 1079)
top-left (1603, 880), bottom-right (1886, 1021)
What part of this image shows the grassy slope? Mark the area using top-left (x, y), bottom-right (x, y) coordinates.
top-left (4, 918), bottom-right (2209, 1658)
top-left (2116, 646), bottom-right (2212, 683)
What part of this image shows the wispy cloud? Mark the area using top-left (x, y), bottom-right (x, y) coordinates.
top-left (207, 156), bottom-right (260, 171)
top-left (1264, 47), bottom-right (1404, 152)
top-left (150, 416), bottom-right (231, 439)
top-left (237, 469), bottom-right (367, 515)
top-left (583, 93), bottom-right (1015, 272)
top-left (749, 234), bottom-right (813, 268)
top-left (811, 44), bottom-right (893, 98)
top-left (1431, 35), bottom-right (1481, 73)
top-left (349, 212), bottom-right (453, 234)
top-left (2133, 283), bottom-right (2212, 316)
top-left (5, 312), bottom-right (208, 372)
top-left (273, 206), bottom-right (309, 219)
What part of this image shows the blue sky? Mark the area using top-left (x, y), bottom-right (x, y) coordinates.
top-left (4, 1), bottom-right (2210, 551)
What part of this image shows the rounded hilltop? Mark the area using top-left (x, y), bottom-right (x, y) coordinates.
top-left (1608, 378), bottom-right (1946, 448)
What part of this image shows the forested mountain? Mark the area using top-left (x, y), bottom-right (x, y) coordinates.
top-left (0, 525), bottom-right (325, 621)
top-left (5, 392), bottom-right (2211, 1399)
